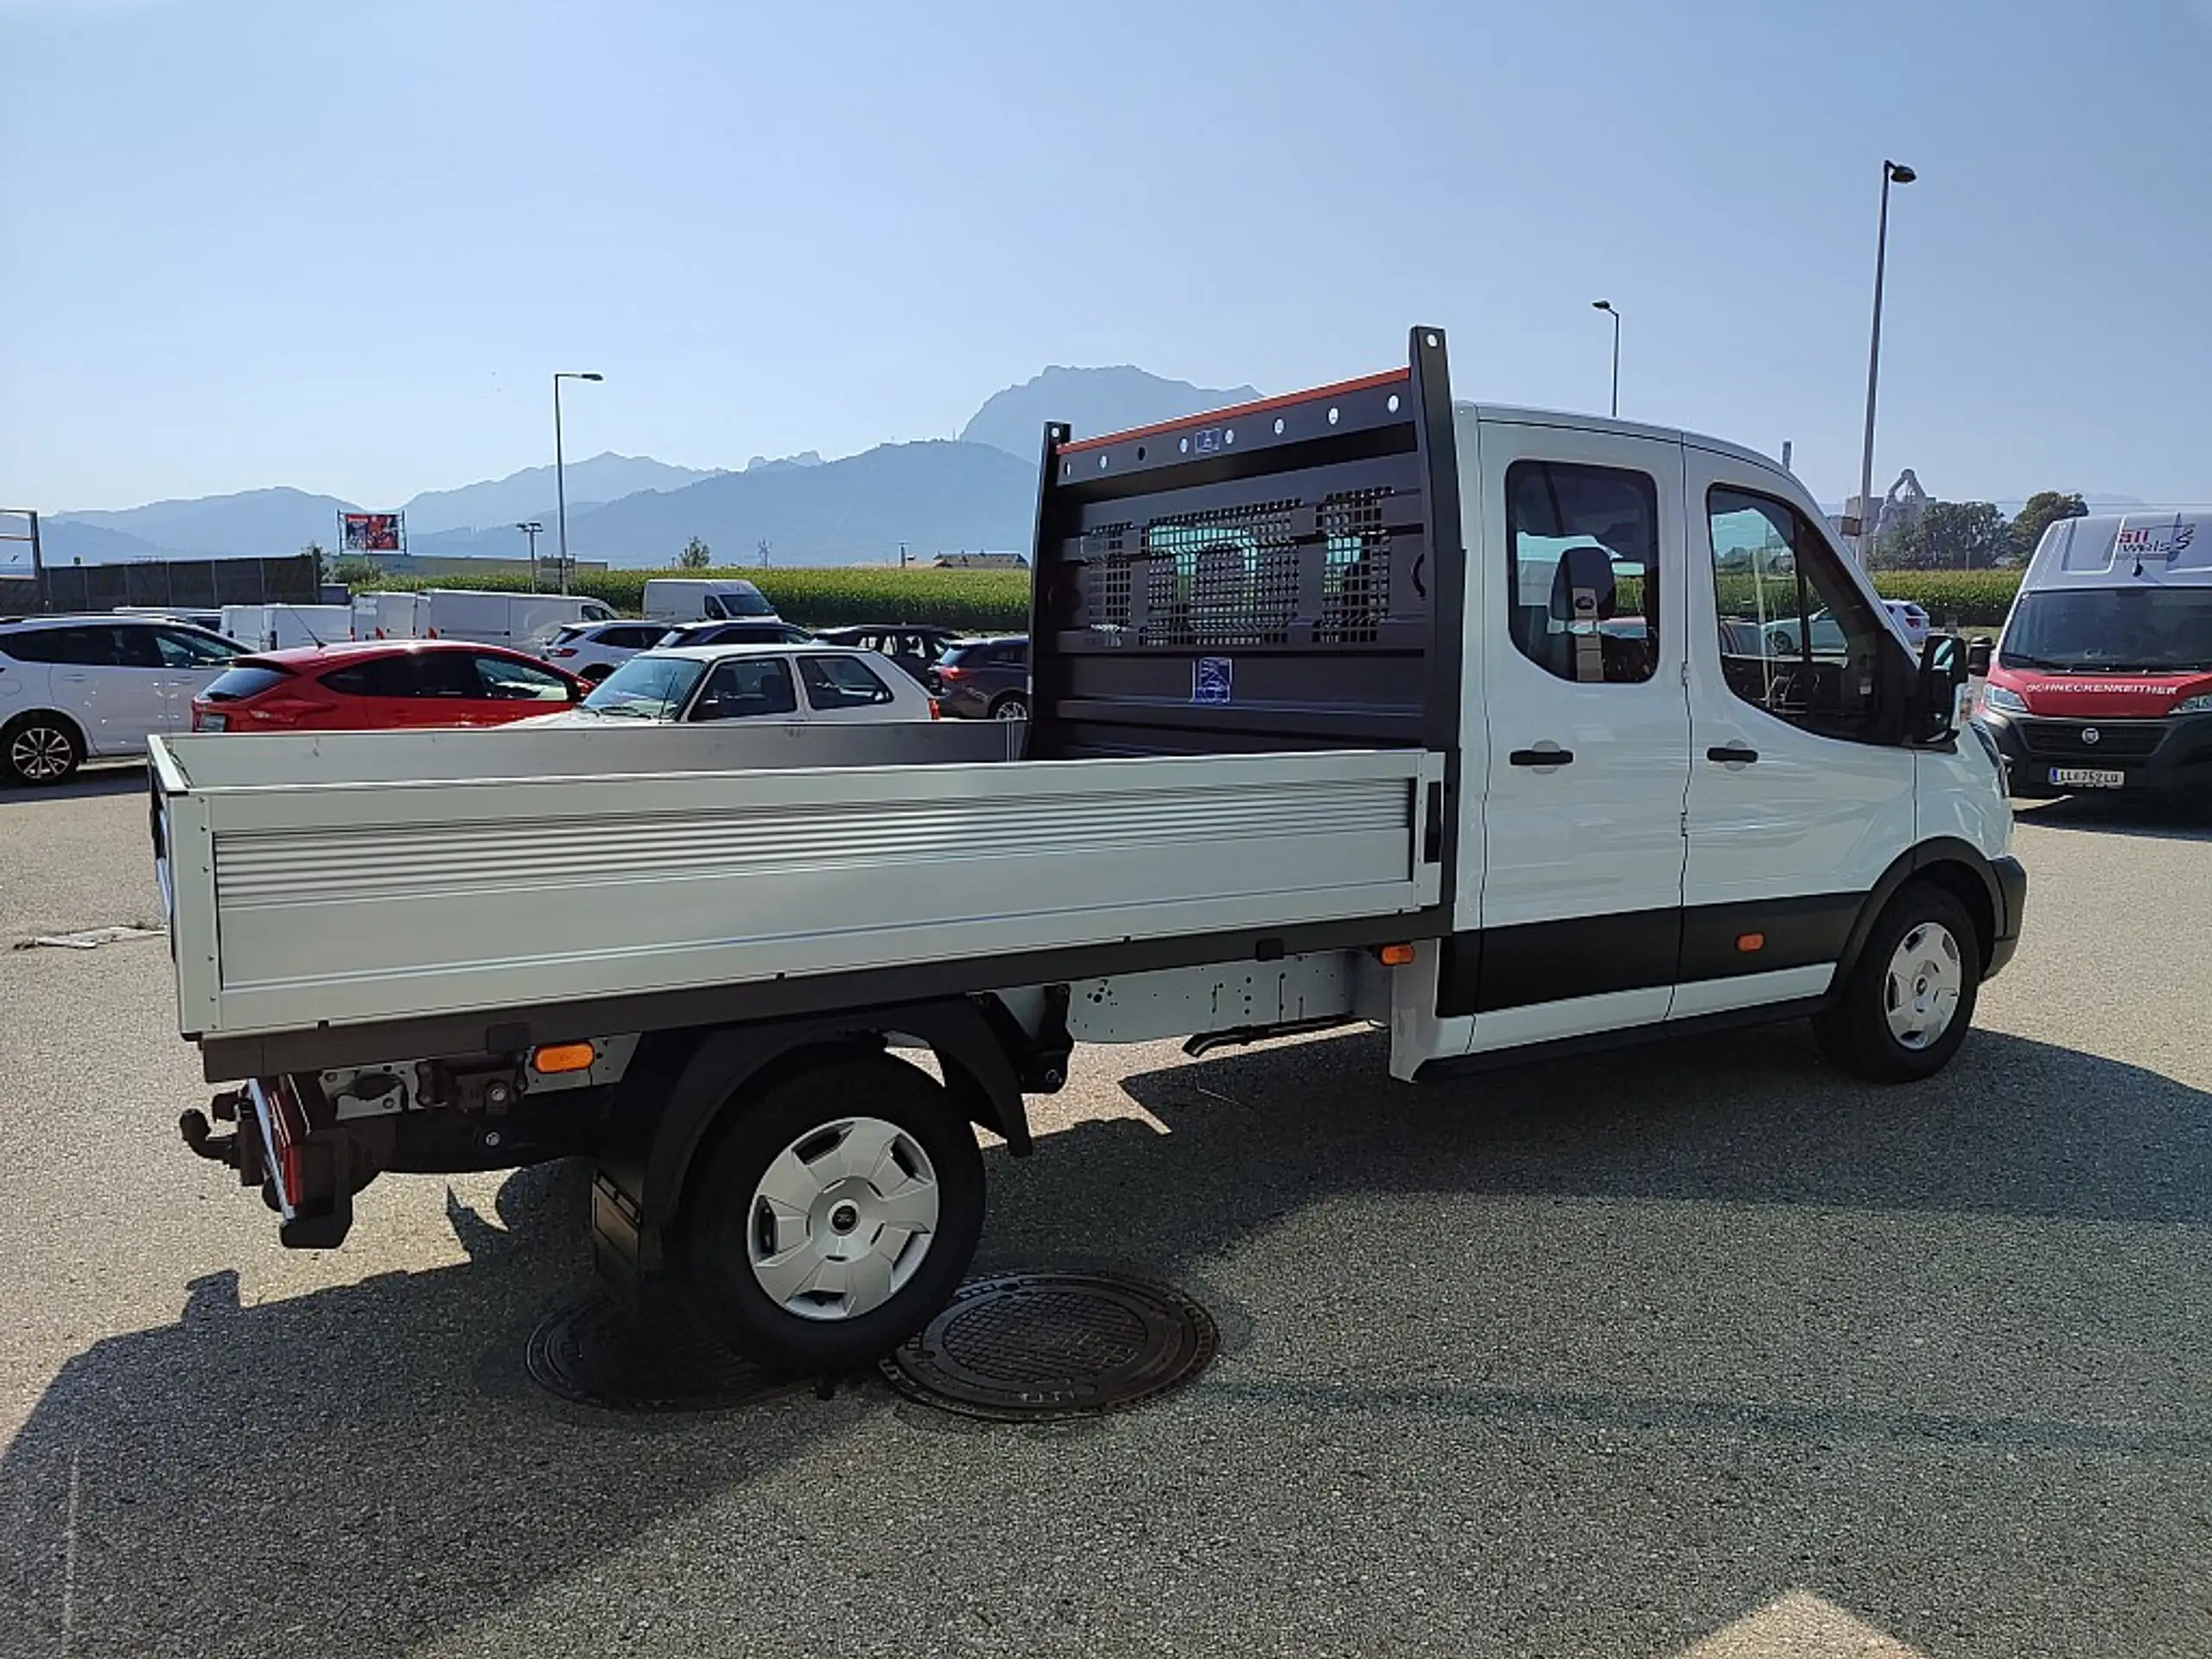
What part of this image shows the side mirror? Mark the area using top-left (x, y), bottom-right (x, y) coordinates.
top-left (1916, 633), bottom-right (1969, 741)
top-left (1966, 638), bottom-right (1993, 677)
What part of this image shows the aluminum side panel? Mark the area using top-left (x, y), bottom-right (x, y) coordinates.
top-left (193, 749), bottom-right (1435, 1037)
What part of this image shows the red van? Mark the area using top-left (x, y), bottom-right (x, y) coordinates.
top-left (1974, 514), bottom-right (2212, 798)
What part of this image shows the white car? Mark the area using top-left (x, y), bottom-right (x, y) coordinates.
top-left (0, 614), bottom-right (245, 784)
top-left (540, 618), bottom-right (684, 683)
top-left (528, 641), bottom-right (936, 727)
top-left (1882, 599), bottom-right (1932, 650)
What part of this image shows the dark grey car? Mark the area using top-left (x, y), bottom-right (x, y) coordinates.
top-left (927, 636), bottom-right (1028, 720)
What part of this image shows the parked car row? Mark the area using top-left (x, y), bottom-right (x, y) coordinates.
top-left (0, 602), bottom-right (1033, 784)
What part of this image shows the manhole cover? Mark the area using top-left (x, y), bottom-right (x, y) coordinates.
top-left (524, 1293), bottom-right (798, 1413)
top-left (880, 1272), bottom-right (1218, 1422)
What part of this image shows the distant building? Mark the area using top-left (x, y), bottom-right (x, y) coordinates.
top-left (1840, 468), bottom-right (1930, 545)
top-left (931, 552), bottom-right (1028, 570)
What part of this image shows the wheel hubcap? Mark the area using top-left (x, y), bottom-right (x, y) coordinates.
top-left (747, 1116), bottom-right (938, 1322)
top-left (1882, 921), bottom-right (1963, 1051)
top-left (995, 702), bottom-right (1026, 721)
top-left (10, 727), bottom-right (70, 780)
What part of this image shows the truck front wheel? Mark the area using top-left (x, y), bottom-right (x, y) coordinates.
top-left (1814, 880), bottom-right (1981, 1084)
top-left (677, 1053), bottom-right (985, 1374)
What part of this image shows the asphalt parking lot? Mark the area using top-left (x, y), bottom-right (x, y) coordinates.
top-left (1, 769), bottom-right (2209, 1659)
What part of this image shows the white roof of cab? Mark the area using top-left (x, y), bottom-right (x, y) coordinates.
top-left (1458, 403), bottom-right (1796, 480)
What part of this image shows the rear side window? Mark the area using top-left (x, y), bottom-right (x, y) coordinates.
top-left (0, 628), bottom-right (66, 664)
top-left (3, 625), bottom-right (128, 666)
top-left (690, 657), bottom-right (798, 721)
top-left (1503, 461), bottom-right (1661, 684)
top-left (548, 626), bottom-right (584, 646)
top-left (604, 626), bottom-right (662, 649)
top-left (201, 664), bottom-right (295, 702)
top-left (321, 652), bottom-right (477, 698)
top-left (799, 655), bottom-right (895, 709)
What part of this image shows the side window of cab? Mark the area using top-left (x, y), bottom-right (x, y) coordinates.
top-left (1707, 487), bottom-right (1896, 743)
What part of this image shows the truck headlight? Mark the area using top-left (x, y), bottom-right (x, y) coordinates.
top-left (1980, 684), bottom-right (2027, 715)
top-left (2171, 693), bottom-right (2212, 715)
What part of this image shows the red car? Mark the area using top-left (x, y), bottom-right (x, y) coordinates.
top-left (190, 639), bottom-right (585, 733)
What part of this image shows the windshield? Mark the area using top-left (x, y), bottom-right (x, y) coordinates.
top-left (1999, 587), bottom-right (2212, 673)
top-left (702, 587), bottom-right (776, 619)
top-left (579, 653), bottom-right (707, 718)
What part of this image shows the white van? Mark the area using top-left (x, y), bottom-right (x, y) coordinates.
top-left (413, 589), bottom-right (617, 651)
top-left (641, 578), bottom-right (779, 624)
top-left (350, 591), bottom-right (425, 641)
top-left (219, 604), bottom-right (353, 652)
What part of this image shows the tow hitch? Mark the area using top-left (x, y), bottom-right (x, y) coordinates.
top-left (179, 1087), bottom-right (252, 1171)
top-left (180, 1079), bottom-right (353, 1249)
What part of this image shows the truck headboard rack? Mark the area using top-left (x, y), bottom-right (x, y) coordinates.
top-left (1027, 326), bottom-right (1465, 760)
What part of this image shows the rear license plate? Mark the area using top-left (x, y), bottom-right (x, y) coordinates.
top-left (2050, 767), bottom-right (2126, 789)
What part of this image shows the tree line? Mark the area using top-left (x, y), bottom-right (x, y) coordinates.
top-left (1867, 491), bottom-right (2088, 572)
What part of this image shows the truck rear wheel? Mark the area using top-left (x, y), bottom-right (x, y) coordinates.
top-left (678, 1053), bottom-right (984, 1375)
top-left (1814, 880), bottom-right (1980, 1083)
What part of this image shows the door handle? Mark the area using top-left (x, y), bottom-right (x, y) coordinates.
top-left (1707, 744), bottom-right (1760, 765)
top-left (1508, 747), bottom-right (1574, 767)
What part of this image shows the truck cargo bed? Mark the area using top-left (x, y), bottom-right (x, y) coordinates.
top-left (151, 722), bottom-right (1444, 1072)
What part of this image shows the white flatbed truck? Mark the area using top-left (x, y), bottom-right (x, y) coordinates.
top-left (154, 327), bottom-right (2024, 1372)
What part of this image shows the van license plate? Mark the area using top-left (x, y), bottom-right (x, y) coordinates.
top-left (2050, 767), bottom-right (2125, 789)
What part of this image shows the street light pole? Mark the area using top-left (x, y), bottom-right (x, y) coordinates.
top-left (515, 520), bottom-right (543, 587)
top-left (1592, 300), bottom-right (1621, 417)
top-left (552, 372), bottom-right (603, 595)
top-left (1853, 161), bottom-right (1915, 563)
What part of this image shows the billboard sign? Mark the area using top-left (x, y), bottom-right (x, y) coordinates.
top-left (340, 512), bottom-right (404, 553)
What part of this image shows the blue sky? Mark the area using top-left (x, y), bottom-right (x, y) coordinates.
top-left (3, 0), bottom-right (2208, 515)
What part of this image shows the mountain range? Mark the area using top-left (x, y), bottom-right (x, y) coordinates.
top-left (40, 368), bottom-right (1258, 569)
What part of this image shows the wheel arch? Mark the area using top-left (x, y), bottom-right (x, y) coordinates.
top-left (605, 999), bottom-right (1033, 1287)
top-left (1832, 837), bottom-right (2005, 988)
top-left (1, 707), bottom-right (88, 776)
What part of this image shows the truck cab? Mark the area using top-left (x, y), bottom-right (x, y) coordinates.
top-left (1974, 513), bottom-right (2212, 798)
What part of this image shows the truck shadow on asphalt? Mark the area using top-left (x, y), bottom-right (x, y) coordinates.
top-left (3, 1025), bottom-right (2208, 1656)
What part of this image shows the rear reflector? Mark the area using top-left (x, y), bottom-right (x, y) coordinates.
top-left (1737, 932), bottom-right (1765, 953)
top-left (531, 1042), bottom-right (596, 1075)
top-left (1377, 943), bottom-right (1416, 967)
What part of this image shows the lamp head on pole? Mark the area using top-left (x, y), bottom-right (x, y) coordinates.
top-left (1592, 299), bottom-right (1614, 314)
top-left (1885, 161), bottom-right (1916, 185)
